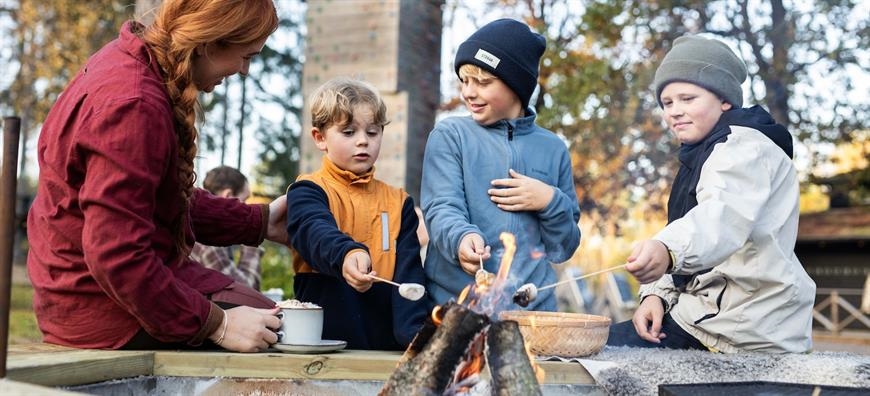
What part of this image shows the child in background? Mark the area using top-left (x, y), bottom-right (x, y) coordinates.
top-left (190, 166), bottom-right (264, 290)
top-left (421, 19), bottom-right (581, 311)
top-left (611, 35), bottom-right (815, 353)
top-left (285, 77), bottom-right (428, 350)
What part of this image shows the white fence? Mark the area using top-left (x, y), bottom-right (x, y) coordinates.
top-left (813, 288), bottom-right (870, 334)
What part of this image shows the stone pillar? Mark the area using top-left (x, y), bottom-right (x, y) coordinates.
top-left (301, 0), bottom-right (443, 201)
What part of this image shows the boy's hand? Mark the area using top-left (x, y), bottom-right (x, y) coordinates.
top-left (632, 296), bottom-right (668, 343)
top-left (625, 240), bottom-right (671, 284)
top-left (488, 169), bottom-right (554, 212)
top-left (457, 233), bottom-right (491, 275)
top-left (342, 250), bottom-right (374, 292)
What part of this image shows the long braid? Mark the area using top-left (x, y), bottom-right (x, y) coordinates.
top-left (139, 4), bottom-right (201, 258)
top-left (134, 0), bottom-right (278, 258)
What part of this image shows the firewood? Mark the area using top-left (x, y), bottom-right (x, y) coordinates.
top-left (379, 303), bottom-right (489, 395)
top-left (486, 320), bottom-right (543, 395)
top-left (395, 314), bottom-right (438, 366)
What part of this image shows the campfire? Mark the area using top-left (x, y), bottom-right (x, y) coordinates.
top-left (380, 233), bottom-right (545, 395)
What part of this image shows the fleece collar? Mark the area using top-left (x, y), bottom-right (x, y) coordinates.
top-left (320, 156), bottom-right (374, 187)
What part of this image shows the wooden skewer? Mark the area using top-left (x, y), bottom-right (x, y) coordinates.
top-left (369, 274), bottom-right (401, 287)
top-left (537, 263), bottom-right (629, 291)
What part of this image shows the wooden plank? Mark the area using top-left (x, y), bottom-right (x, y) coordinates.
top-left (0, 378), bottom-right (85, 395)
top-left (537, 360), bottom-right (596, 384)
top-left (153, 349), bottom-right (595, 385)
top-left (7, 343), bottom-right (77, 354)
top-left (6, 349), bottom-right (153, 387)
top-left (153, 349), bottom-right (403, 381)
top-left (6, 343), bottom-right (594, 386)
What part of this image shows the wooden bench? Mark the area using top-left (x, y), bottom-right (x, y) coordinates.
top-left (4, 343), bottom-right (596, 394)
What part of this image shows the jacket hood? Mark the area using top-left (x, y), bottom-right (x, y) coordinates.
top-left (719, 105), bottom-right (793, 158)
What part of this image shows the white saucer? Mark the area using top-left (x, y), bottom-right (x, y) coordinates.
top-left (272, 339), bottom-right (347, 354)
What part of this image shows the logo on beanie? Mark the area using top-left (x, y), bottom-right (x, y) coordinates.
top-left (474, 49), bottom-right (500, 69)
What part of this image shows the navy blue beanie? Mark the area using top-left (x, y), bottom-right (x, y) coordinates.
top-left (454, 18), bottom-right (546, 109)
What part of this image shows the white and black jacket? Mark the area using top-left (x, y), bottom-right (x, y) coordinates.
top-left (641, 106), bottom-right (816, 353)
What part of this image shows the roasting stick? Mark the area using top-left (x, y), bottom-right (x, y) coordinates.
top-left (369, 274), bottom-right (426, 301)
top-left (513, 263), bottom-right (629, 307)
top-left (539, 263), bottom-right (629, 291)
top-left (369, 274), bottom-right (401, 287)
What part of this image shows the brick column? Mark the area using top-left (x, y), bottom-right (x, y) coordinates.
top-left (301, 0), bottom-right (442, 201)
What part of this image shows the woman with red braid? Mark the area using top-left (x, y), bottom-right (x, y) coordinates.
top-left (27, 0), bottom-right (286, 353)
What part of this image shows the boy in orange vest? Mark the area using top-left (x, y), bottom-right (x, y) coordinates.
top-left (285, 77), bottom-right (428, 350)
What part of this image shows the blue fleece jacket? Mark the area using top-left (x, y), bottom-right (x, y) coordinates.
top-left (421, 111), bottom-right (581, 311)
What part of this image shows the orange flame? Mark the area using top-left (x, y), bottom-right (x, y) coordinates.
top-left (457, 285), bottom-right (471, 306)
top-left (431, 305), bottom-right (443, 326)
top-left (455, 347), bottom-right (485, 381)
top-left (521, 306), bottom-right (546, 383)
top-left (451, 333), bottom-right (487, 390)
top-left (525, 341), bottom-right (546, 384)
top-left (494, 232), bottom-right (516, 287)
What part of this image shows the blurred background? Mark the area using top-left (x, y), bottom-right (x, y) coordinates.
top-left (0, 0), bottom-right (867, 345)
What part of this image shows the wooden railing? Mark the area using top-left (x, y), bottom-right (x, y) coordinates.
top-left (813, 288), bottom-right (870, 334)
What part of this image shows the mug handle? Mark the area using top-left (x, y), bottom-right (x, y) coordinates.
top-left (276, 311), bottom-right (284, 320)
top-left (275, 330), bottom-right (284, 343)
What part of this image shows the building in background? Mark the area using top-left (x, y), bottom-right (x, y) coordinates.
top-left (300, 0), bottom-right (443, 201)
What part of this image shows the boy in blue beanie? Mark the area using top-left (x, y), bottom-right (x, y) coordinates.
top-left (420, 18), bottom-right (581, 311)
top-left (610, 35), bottom-right (815, 353)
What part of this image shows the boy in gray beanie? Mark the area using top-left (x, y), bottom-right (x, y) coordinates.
top-left (609, 35), bottom-right (815, 353)
top-left (420, 18), bottom-right (581, 311)
top-left (653, 35), bottom-right (747, 108)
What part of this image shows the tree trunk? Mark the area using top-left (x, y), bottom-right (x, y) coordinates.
top-left (764, 0), bottom-right (793, 126)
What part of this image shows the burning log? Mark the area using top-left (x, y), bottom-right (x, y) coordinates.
top-left (395, 314), bottom-right (438, 366)
top-left (380, 303), bottom-right (489, 395)
top-left (382, 232), bottom-right (546, 395)
top-left (486, 320), bottom-right (542, 396)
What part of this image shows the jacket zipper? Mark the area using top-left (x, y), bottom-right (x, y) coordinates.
top-left (507, 123), bottom-right (514, 141)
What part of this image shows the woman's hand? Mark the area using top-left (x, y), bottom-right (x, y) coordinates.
top-left (266, 194), bottom-right (288, 244)
top-left (212, 306), bottom-right (281, 352)
top-left (632, 296), bottom-right (667, 343)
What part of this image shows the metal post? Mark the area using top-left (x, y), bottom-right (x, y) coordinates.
top-left (0, 116), bottom-right (21, 378)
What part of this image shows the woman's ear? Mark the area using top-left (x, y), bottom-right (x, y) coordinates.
top-left (721, 101), bottom-right (733, 112)
top-left (195, 44), bottom-right (206, 57)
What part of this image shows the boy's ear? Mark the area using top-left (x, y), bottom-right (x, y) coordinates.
top-left (311, 127), bottom-right (328, 153)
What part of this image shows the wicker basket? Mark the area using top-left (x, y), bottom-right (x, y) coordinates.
top-left (498, 311), bottom-right (611, 358)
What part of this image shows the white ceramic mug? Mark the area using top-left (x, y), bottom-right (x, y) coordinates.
top-left (276, 307), bottom-right (323, 345)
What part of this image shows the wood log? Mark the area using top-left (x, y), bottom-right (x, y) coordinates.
top-left (486, 320), bottom-right (542, 396)
top-left (379, 303), bottom-right (489, 395)
top-left (395, 313), bottom-right (438, 366)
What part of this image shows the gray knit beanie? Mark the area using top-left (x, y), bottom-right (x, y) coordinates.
top-left (454, 18), bottom-right (546, 109)
top-left (653, 35), bottom-right (747, 108)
